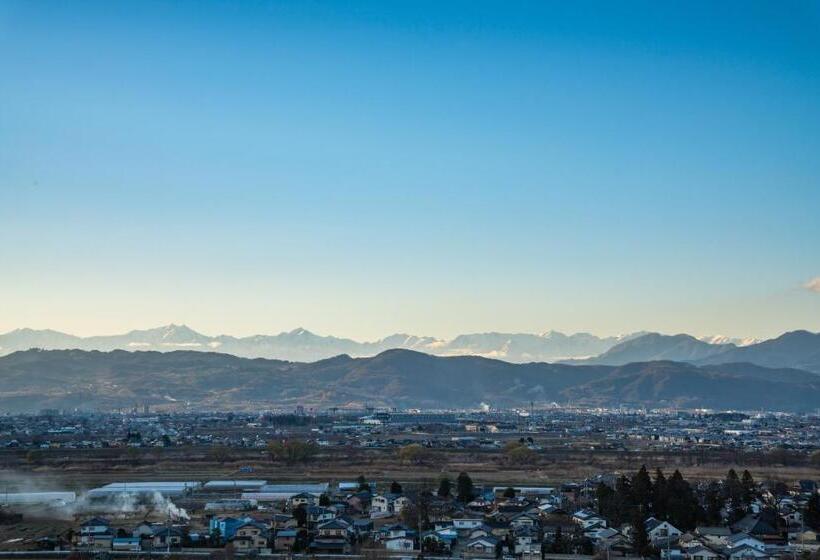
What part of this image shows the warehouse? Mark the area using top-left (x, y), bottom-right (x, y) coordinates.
top-left (0, 492), bottom-right (76, 506)
top-left (203, 480), bottom-right (267, 491)
top-left (87, 481), bottom-right (200, 498)
top-left (241, 482), bottom-right (329, 501)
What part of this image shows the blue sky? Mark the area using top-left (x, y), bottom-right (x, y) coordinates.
top-left (1, 0), bottom-right (819, 340)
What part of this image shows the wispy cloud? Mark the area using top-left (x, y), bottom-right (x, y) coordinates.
top-left (804, 277), bottom-right (820, 293)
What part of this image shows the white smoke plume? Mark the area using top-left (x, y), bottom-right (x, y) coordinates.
top-left (0, 471), bottom-right (188, 521)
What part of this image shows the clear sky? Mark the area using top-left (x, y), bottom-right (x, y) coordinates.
top-left (1, 1), bottom-right (819, 341)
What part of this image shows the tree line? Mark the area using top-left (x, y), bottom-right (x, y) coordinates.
top-left (596, 467), bottom-right (758, 538)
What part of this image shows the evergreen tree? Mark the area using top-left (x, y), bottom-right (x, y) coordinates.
top-left (666, 470), bottom-right (701, 531)
top-left (293, 504), bottom-right (307, 527)
top-left (613, 474), bottom-right (635, 526)
top-left (390, 480), bottom-right (403, 494)
top-left (596, 482), bottom-right (615, 518)
top-left (725, 469), bottom-right (742, 501)
top-left (805, 493), bottom-right (820, 531)
top-left (653, 468), bottom-right (669, 520)
top-left (438, 475), bottom-right (452, 498)
top-left (319, 493), bottom-right (330, 506)
top-left (456, 472), bottom-right (475, 503)
top-left (741, 470), bottom-right (756, 506)
top-left (357, 475), bottom-right (369, 491)
top-left (503, 487), bottom-right (516, 498)
top-left (633, 465), bottom-right (654, 513)
top-left (703, 481), bottom-right (725, 526)
top-left (727, 498), bottom-right (747, 524)
top-left (631, 513), bottom-right (650, 557)
top-left (724, 469), bottom-right (746, 523)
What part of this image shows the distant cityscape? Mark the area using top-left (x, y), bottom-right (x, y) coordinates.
top-left (2, 407), bottom-right (820, 455)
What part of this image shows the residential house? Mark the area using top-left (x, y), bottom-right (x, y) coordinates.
top-left (384, 535), bottom-right (416, 551)
top-left (727, 544), bottom-right (769, 560)
top-left (371, 493), bottom-right (410, 517)
top-left (232, 521), bottom-right (269, 552)
top-left (307, 505), bottom-right (336, 525)
top-left (273, 528), bottom-right (298, 551)
top-left (78, 518), bottom-right (113, 548)
top-left (311, 520), bottom-right (353, 556)
top-left (468, 524), bottom-right (494, 539)
top-left (378, 524), bottom-right (413, 541)
top-left (351, 518), bottom-right (374, 537)
top-left (290, 492), bottom-right (317, 508)
top-left (310, 538), bottom-right (351, 554)
top-left (573, 509), bottom-right (607, 529)
top-left (514, 525), bottom-right (541, 555)
top-left (112, 537), bottom-right (141, 552)
top-left (725, 533), bottom-right (766, 552)
top-left (510, 511), bottom-right (540, 530)
top-left (696, 527), bottom-right (732, 540)
top-left (454, 517), bottom-right (486, 531)
top-left (463, 535), bottom-right (500, 558)
top-left (685, 544), bottom-right (723, 560)
top-left (151, 527), bottom-right (185, 549)
top-left (645, 517), bottom-right (682, 545)
top-left (731, 515), bottom-right (780, 542)
top-left (210, 516), bottom-right (253, 542)
top-left (317, 518), bottom-right (351, 539)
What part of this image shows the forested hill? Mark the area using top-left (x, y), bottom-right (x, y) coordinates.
top-left (1, 348), bottom-right (818, 413)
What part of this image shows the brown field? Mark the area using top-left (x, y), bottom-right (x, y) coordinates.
top-left (2, 446), bottom-right (819, 491)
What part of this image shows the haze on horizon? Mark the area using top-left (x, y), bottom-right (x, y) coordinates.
top-left (1, 1), bottom-right (819, 342)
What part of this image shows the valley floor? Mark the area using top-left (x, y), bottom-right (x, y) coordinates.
top-left (2, 446), bottom-right (819, 491)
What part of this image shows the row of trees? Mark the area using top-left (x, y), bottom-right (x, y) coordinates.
top-left (266, 439), bottom-right (318, 463)
top-left (397, 440), bottom-right (540, 467)
top-left (596, 466), bottom-right (758, 534)
top-left (503, 440), bottom-right (539, 465)
top-left (398, 472), bottom-right (477, 531)
top-left (433, 472), bottom-right (476, 502)
top-left (397, 443), bottom-right (434, 464)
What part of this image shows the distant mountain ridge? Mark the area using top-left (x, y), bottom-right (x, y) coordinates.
top-left (0, 324), bottom-right (646, 363)
top-left (567, 330), bottom-right (820, 374)
top-left (1, 325), bottom-right (815, 371)
top-left (0, 348), bottom-right (818, 413)
top-left (697, 330), bottom-right (820, 373)
top-left (570, 333), bottom-right (733, 365)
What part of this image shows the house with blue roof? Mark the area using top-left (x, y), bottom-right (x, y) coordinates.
top-left (209, 516), bottom-right (254, 541)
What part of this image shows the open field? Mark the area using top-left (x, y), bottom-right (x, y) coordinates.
top-left (3, 446), bottom-right (819, 491)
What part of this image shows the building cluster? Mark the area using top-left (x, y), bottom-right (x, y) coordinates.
top-left (1, 408), bottom-right (819, 455)
top-left (3, 475), bottom-right (819, 559)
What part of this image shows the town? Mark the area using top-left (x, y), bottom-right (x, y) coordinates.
top-left (1, 408), bottom-right (819, 559)
top-left (2, 407), bottom-right (820, 456)
top-left (1, 466), bottom-right (819, 560)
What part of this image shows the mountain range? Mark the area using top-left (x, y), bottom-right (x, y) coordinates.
top-left (0, 347), bottom-right (818, 413)
top-left (0, 324), bottom-right (761, 364)
top-left (573, 330), bottom-right (820, 373)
